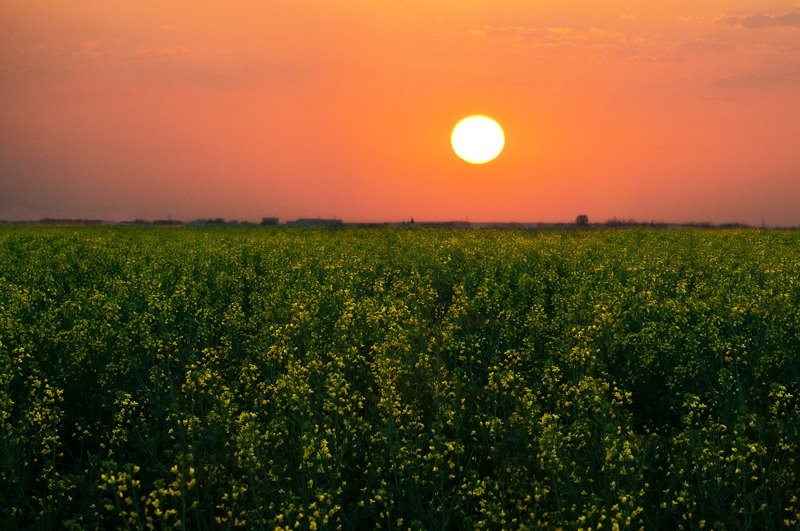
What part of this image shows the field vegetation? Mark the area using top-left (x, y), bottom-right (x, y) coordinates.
top-left (1, 226), bottom-right (799, 529)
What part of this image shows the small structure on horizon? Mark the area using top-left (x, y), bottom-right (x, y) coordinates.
top-left (260, 217), bottom-right (279, 226)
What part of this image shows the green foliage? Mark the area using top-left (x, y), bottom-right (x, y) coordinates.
top-left (1, 225), bottom-right (799, 529)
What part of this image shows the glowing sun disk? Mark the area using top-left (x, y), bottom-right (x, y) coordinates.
top-left (451, 115), bottom-right (505, 164)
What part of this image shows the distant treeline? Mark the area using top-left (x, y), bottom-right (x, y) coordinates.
top-left (0, 217), bottom-right (793, 229)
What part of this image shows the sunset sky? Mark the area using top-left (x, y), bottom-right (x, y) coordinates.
top-left (2, 1), bottom-right (799, 225)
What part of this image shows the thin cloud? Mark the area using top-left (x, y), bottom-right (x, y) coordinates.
top-left (721, 12), bottom-right (800, 29)
top-left (462, 24), bottom-right (711, 63)
top-left (463, 24), bottom-right (644, 58)
top-left (676, 39), bottom-right (736, 56)
top-left (131, 45), bottom-right (189, 60)
top-left (712, 69), bottom-right (800, 90)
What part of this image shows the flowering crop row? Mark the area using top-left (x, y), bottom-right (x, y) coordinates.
top-left (1, 226), bottom-right (799, 529)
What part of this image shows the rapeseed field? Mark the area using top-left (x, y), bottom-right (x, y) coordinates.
top-left (1, 226), bottom-right (798, 529)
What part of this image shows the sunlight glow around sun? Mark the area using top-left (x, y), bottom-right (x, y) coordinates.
top-left (451, 115), bottom-right (505, 165)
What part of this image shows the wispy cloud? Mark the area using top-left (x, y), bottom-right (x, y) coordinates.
top-left (459, 24), bottom-right (737, 63)
top-left (720, 12), bottom-right (800, 29)
top-left (676, 39), bottom-right (736, 56)
top-left (131, 45), bottom-right (189, 60)
top-left (462, 24), bottom-right (651, 59)
top-left (712, 69), bottom-right (800, 90)
top-left (71, 39), bottom-right (190, 62)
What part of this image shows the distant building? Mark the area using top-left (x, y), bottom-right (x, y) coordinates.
top-left (260, 217), bottom-right (279, 226)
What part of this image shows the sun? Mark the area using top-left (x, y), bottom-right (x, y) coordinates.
top-left (451, 115), bottom-right (505, 164)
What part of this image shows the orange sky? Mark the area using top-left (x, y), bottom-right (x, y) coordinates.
top-left (2, 1), bottom-right (799, 225)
